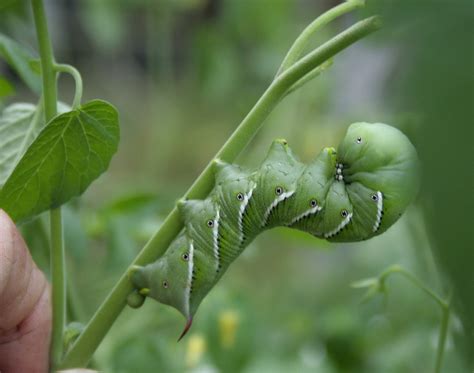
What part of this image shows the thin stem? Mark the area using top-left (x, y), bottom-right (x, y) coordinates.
top-left (378, 265), bottom-right (451, 373)
top-left (380, 265), bottom-right (447, 308)
top-left (32, 0), bottom-right (64, 369)
top-left (54, 63), bottom-right (83, 109)
top-left (49, 208), bottom-right (65, 367)
top-left (277, 0), bottom-right (365, 76)
top-left (59, 15), bottom-right (381, 369)
top-left (283, 58), bottom-right (333, 98)
top-left (435, 293), bottom-right (451, 373)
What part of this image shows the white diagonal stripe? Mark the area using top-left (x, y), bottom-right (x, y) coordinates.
top-left (324, 212), bottom-right (353, 238)
top-left (372, 191), bottom-right (384, 232)
top-left (289, 205), bottom-right (322, 226)
top-left (238, 182), bottom-right (257, 245)
top-left (262, 190), bottom-right (295, 227)
top-left (184, 240), bottom-right (195, 317)
top-left (212, 206), bottom-right (220, 271)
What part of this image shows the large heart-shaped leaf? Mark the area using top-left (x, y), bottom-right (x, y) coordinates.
top-left (0, 101), bottom-right (70, 186)
top-left (0, 100), bottom-right (120, 222)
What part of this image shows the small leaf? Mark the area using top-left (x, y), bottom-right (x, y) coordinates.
top-left (350, 277), bottom-right (378, 288)
top-left (63, 322), bottom-right (85, 351)
top-left (28, 59), bottom-right (41, 74)
top-left (360, 283), bottom-right (382, 303)
top-left (0, 100), bottom-right (120, 222)
top-left (0, 33), bottom-right (41, 93)
top-left (352, 276), bottom-right (385, 303)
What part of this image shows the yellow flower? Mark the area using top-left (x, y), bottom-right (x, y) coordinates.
top-left (185, 334), bottom-right (206, 368)
top-left (219, 310), bottom-right (239, 349)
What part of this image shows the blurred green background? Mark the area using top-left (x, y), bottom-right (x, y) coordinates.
top-left (1, 0), bottom-right (472, 372)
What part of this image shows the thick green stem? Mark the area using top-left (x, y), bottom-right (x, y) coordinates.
top-left (32, 0), bottom-right (64, 369)
top-left (60, 15), bottom-right (381, 369)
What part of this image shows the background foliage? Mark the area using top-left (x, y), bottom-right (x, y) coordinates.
top-left (0, 0), bottom-right (471, 372)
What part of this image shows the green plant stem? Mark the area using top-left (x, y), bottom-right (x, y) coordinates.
top-left (380, 265), bottom-right (447, 308)
top-left (49, 208), bottom-right (65, 367)
top-left (435, 295), bottom-right (451, 373)
top-left (277, 0), bottom-right (365, 76)
top-left (32, 0), bottom-right (64, 369)
top-left (54, 63), bottom-right (83, 109)
top-left (59, 15), bottom-right (381, 369)
top-left (379, 265), bottom-right (451, 373)
top-left (283, 58), bottom-right (333, 98)
top-left (32, 0), bottom-right (56, 120)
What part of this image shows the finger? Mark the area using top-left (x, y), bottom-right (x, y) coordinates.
top-left (0, 209), bottom-right (52, 373)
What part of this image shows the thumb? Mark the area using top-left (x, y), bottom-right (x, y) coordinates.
top-left (0, 209), bottom-right (51, 373)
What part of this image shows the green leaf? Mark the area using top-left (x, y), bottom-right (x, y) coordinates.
top-left (0, 101), bottom-right (70, 186)
top-left (0, 33), bottom-right (41, 93)
top-left (28, 59), bottom-right (41, 74)
top-left (0, 76), bottom-right (15, 99)
top-left (0, 103), bottom-right (39, 185)
top-left (0, 100), bottom-right (120, 222)
top-left (350, 277), bottom-right (378, 288)
top-left (351, 276), bottom-right (385, 303)
top-left (360, 283), bottom-right (383, 303)
top-left (63, 322), bottom-right (85, 352)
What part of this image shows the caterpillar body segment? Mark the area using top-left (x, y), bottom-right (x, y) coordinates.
top-left (129, 122), bottom-right (419, 338)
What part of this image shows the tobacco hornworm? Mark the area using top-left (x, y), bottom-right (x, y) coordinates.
top-left (128, 122), bottom-right (419, 339)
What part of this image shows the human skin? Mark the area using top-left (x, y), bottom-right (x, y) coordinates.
top-left (0, 209), bottom-right (51, 373)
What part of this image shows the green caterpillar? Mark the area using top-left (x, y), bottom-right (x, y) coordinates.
top-left (129, 122), bottom-right (419, 339)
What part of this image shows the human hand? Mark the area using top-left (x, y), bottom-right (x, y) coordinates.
top-left (0, 209), bottom-right (51, 373)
